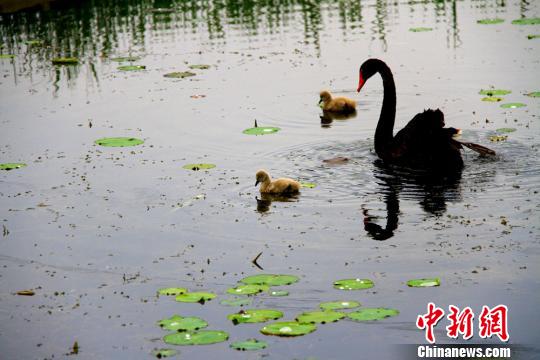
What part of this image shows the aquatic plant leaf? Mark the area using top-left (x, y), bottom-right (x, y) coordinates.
top-left (182, 163), bottom-right (216, 171)
top-left (269, 290), bottom-right (289, 297)
top-left (409, 27), bottom-right (433, 32)
top-left (52, 57), bottom-right (78, 65)
top-left (158, 287), bottom-right (187, 296)
top-left (227, 284), bottom-right (269, 295)
top-left (527, 35), bottom-right (540, 40)
top-left (118, 65), bottom-right (146, 71)
top-left (163, 71), bottom-right (196, 78)
top-left (489, 135), bottom-right (508, 142)
top-left (240, 274), bottom-right (299, 286)
top-left (220, 298), bottom-right (252, 307)
top-left (111, 56), bottom-right (141, 62)
top-left (242, 127), bottom-right (281, 135)
top-left (149, 8), bottom-right (175, 14)
top-left (476, 18), bottom-right (504, 24)
top-left (481, 96), bottom-right (503, 102)
top-left (526, 91), bottom-right (540, 97)
top-left (512, 18), bottom-right (540, 25)
top-left (94, 137), bottom-right (144, 147)
top-left (175, 292), bottom-right (216, 303)
top-left (260, 321), bottom-right (316, 337)
top-left (347, 308), bottom-right (399, 321)
top-left (157, 315), bottom-right (208, 331)
top-left (228, 309), bottom-right (283, 324)
top-left (479, 89), bottom-right (511, 96)
top-left (295, 310), bottom-right (345, 324)
top-left (0, 163), bottom-right (27, 171)
top-left (0, 54), bottom-right (15, 59)
top-left (406, 278), bottom-right (441, 287)
top-left (152, 348), bottom-right (177, 358)
top-left (496, 128), bottom-right (516, 133)
top-left (320, 301), bottom-right (361, 311)
top-left (25, 40), bottom-right (43, 45)
top-left (163, 330), bottom-right (228, 345)
top-left (333, 278), bottom-right (374, 290)
top-left (500, 102), bottom-right (526, 109)
top-left (189, 64), bottom-right (210, 70)
top-left (230, 339), bottom-right (267, 351)
top-left (300, 182), bottom-right (317, 188)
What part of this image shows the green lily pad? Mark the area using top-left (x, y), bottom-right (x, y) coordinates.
top-left (296, 310), bottom-right (345, 324)
top-left (227, 284), bottom-right (269, 295)
top-left (182, 163), bottom-right (216, 171)
top-left (118, 65), bottom-right (146, 71)
top-left (94, 137), bottom-right (144, 147)
top-left (527, 35), bottom-right (540, 40)
top-left (496, 128), bottom-right (516, 133)
top-left (158, 287), bottom-right (187, 296)
top-left (300, 182), bottom-right (317, 188)
top-left (228, 309), bottom-right (283, 324)
top-left (333, 278), bottom-right (374, 290)
top-left (0, 163), bottom-right (27, 171)
top-left (500, 102), bottom-right (526, 109)
top-left (526, 91), bottom-right (540, 97)
top-left (269, 290), bottom-right (289, 297)
top-left (347, 308), bottom-right (400, 321)
top-left (240, 274), bottom-right (299, 286)
top-left (189, 64), bottom-right (210, 70)
top-left (512, 18), bottom-right (540, 25)
top-left (220, 298), bottom-right (252, 307)
top-left (409, 27), bottom-right (433, 32)
top-left (163, 330), bottom-right (228, 345)
top-left (0, 54), bottom-right (15, 59)
top-left (230, 339), bottom-right (267, 351)
top-left (481, 96), bottom-right (503, 102)
top-left (152, 348), bottom-right (177, 358)
top-left (479, 89), bottom-right (511, 96)
top-left (111, 56), bottom-right (141, 62)
top-left (158, 315), bottom-right (208, 332)
top-left (25, 40), bottom-right (43, 45)
top-left (320, 300), bottom-right (361, 311)
top-left (489, 135), bottom-right (508, 142)
top-left (175, 292), bottom-right (216, 303)
top-left (260, 321), bottom-right (316, 337)
top-left (242, 127), bottom-right (281, 135)
top-left (163, 71), bottom-right (196, 78)
top-left (477, 18), bottom-right (504, 25)
top-left (406, 278), bottom-right (441, 287)
top-left (52, 57), bottom-right (78, 65)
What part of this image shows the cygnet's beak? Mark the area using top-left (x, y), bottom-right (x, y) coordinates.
top-left (255, 180), bottom-right (260, 186)
top-left (318, 98), bottom-right (323, 105)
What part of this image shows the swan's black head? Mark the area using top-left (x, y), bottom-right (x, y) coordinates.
top-left (358, 58), bottom-right (387, 92)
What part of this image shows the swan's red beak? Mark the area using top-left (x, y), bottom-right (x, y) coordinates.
top-left (357, 72), bottom-right (365, 93)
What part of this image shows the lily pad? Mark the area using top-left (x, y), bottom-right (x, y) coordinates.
top-left (500, 102), bottom-right (526, 109)
top-left (158, 287), bottom-right (187, 296)
top-left (512, 18), bottom-right (540, 25)
top-left (479, 89), bottom-right (511, 96)
top-left (228, 309), bottom-right (283, 324)
top-left (526, 91), bottom-right (540, 97)
top-left (300, 182), bottom-right (317, 188)
top-left (496, 128), bottom-right (516, 133)
top-left (527, 35), bottom-right (540, 40)
top-left (175, 292), bottom-right (216, 303)
top-left (0, 163), bottom-right (27, 171)
top-left (242, 127), bottom-right (281, 135)
top-left (0, 54), bottom-right (15, 59)
top-left (333, 278), bottom-right (374, 290)
top-left (227, 284), bottom-right (269, 295)
top-left (220, 298), bottom-right (252, 307)
top-left (94, 137), bottom-right (144, 147)
top-left (118, 65), bottom-right (146, 71)
top-left (320, 300), bottom-right (361, 311)
top-left (111, 56), bottom-right (141, 62)
top-left (189, 64), bottom-right (210, 70)
top-left (240, 274), bottom-right (299, 286)
top-left (481, 96), bottom-right (503, 102)
top-left (158, 315), bottom-right (208, 332)
top-left (25, 40), bottom-right (43, 45)
top-left (52, 57), bottom-right (78, 65)
top-left (152, 348), bottom-right (177, 358)
top-left (163, 330), bottom-right (228, 345)
top-left (260, 321), bottom-right (316, 337)
top-left (477, 18), bottom-right (504, 25)
top-left (182, 163), bottom-right (216, 171)
top-left (409, 27), bottom-right (433, 32)
top-left (406, 278), bottom-right (441, 287)
top-left (164, 71), bottom-right (196, 78)
top-left (296, 310), bottom-right (345, 324)
top-left (347, 308), bottom-right (399, 321)
top-left (269, 290), bottom-right (289, 297)
top-left (489, 135), bottom-right (508, 142)
top-left (230, 339), bottom-right (267, 351)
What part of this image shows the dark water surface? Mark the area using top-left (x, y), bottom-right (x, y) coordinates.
top-left (1, 0), bottom-right (539, 359)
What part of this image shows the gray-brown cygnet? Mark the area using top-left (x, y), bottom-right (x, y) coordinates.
top-left (319, 90), bottom-right (357, 113)
top-left (255, 170), bottom-right (300, 195)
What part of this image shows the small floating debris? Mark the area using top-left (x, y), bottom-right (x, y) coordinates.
top-left (295, 311), bottom-right (345, 324)
top-left (512, 18), bottom-right (540, 25)
top-left (347, 308), bottom-right (399, 321)
top-left (500, 102), bottom-right (526, 109)
top-left (152, 348), bottom-right (177, 358)
top-left (149, 8), bottom-right (175, 14)
top-left (175, 292), bottom-right (216, 304)
top-left (526, 91), bottom-right (540, 97)
top-left (111, 56), bottom-right (141, 62)
top-left (496, 128), bottom-right (516, 133)
top-left (320, 300), bottom-right (361, 311)
top-left (182, 163), bottom-right (216, 171)
top-left (230, 339), bottom-right (267, 351)
top-left (406, 278), bottom-right (441, 287)
top-left (477, 18), bottom-right (504, 25)
top-left (163, 71), bottom-right (196, 78)
top-left (323, 157), bottom-right (349, 165)
top-left (188, 64), bottom-right (210, 70)
top-left (269, 290), bottom-right (289, 297)
top-left (52, 57), bottom-right (78, 65)
top-left (300, 182), bottom-right (317, 188)
top-left (409, 27), bottom-right (433, 32)
top-left (16, 290), bottom-right (35, 296)
top-left (334, 278), bottom-right (374, 290)
top-left (118, 65), bottom-right (146, 71)
top-left (163, 330), bottom-right (228, 345)
top-left (240, 274), bottom-right (299, 286)
top-left (228, 309), bottom-right (283, 324)
top-left (0, 54), bottom-right (15, 59)
top-left (94, 137), bottom-right (144, 147)
top-left (489, 135), bottom-right (508, 142)
top-left (0, 163), bottom-right (27, 171)
top-left (158, 315), bottom-right (208, 332)
top-left (481, 97), bottom-right (503, 102)
top-left (227, 284), bottom-right (269, 296)
top-left (158, 287), bottom-right (187, 296)
top-left (479, 89), bottom-right (511, 96)
top-left (260, 321), bottom-right (316, 337)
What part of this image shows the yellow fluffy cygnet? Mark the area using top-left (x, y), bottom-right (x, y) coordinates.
top-left (319, 90), bottom-right (357, 113)
top-left (255, 170), bottom-right (300, 195)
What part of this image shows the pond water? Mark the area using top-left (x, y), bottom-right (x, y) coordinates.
top-left (1, 0), bottom-right (539, 358)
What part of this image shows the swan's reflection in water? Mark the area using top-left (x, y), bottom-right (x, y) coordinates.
top-left (256, 193), bottom-right (299, 213)
top-left (320, 110), bottom-right (357, 128)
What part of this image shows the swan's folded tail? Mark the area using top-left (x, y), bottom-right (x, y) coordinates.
top-left (456, 140), bottom-right (496, 156)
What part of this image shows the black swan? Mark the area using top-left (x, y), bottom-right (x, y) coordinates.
top-left (357, 59), bottom-right (495, 171)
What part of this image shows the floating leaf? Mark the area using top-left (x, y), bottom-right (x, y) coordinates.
top-left (94, 137), bottom-right (144, 147)
top-left (409, 27), bottom-right (433, 32)
top-left (52, 57), bottom-right (78, 65)
top-left (182, 163), bottom-right (216, 171)
top-left (189, 64), bottom-right (210, 70)
top-left (300, 182), bottom-right (317, 188)
top-left (269, 290), bottom-right (289, 297)
top-left (477, 18), bottom-right (504, 25)
top-left (240, 274), bottom-right (299, 286)
top-left (220, 298), bottom-right (252, 307)
top-left (479, 89), bottom-right (511, 96)
top-left (230, 339), bottom-right (267, 351)
top-left (158, 315), bottom-right (208, 332)
top-left (260, 321), bottom-right (316, 337)
top-left (526, 91), bottom-right (540, 97)
top-left (0, 163), bottom-right (27, 171)
top-left (496, 128), bottom-right (516, 133)
top-left (228, 309), bottom-right (283, 324)
top-left (242, 127), bottom-right (280, 135)
top-left (25, 40), bottom-right (43, 45)
top-left (527, 35), bottom-right (540, 40)
top-left (175, 292), bottom-right (216, 303)
top-left (158, 287), bottom-right (187, 296)
top-left (163, 71), bottom-right (196, 78)
top-left (347, 308), bottom-right (399, 321)
top-left (333, 278), bottom-right (374, 290)
top-left (118, 65), bottom-right (146, 71)
top-left (406, 278), bottom-right (441, 287)
top-left (489, 135), bottom-right (508, 142)
top-left (0, 54), bottom-right (15, 59)
top-left (500, 102), bottom-right (526, 109)
top-left (152, 348), bottom-right (177, 358)
top-left (481, 96), bottom-right (503, 102)
top-left (296, 311), bottom-right (345, 324)
top-left (227, 284), bottom-right (269, 295)
top-left (512, 18), bottom-right (540, 25)
top-left (320, 301), bottom-right (361, 311)
top-left (163, 330), bottom-right (228, 345)
top-left (111, 56), bottom-right (141, 62)
top-left (149, 8), bottom-right (175, 14)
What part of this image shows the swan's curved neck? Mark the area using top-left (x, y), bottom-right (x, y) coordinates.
top-left (374, 63), bottom-right (396, 156)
